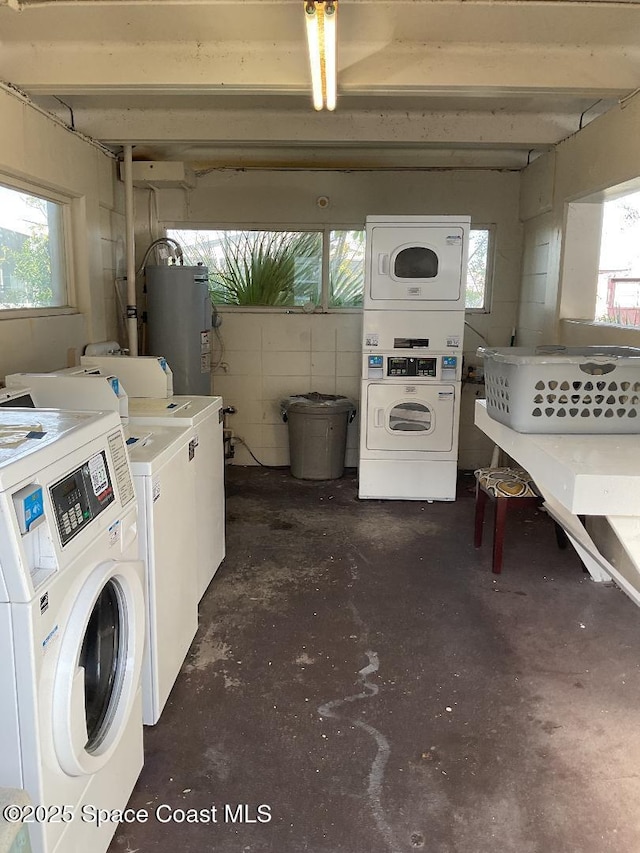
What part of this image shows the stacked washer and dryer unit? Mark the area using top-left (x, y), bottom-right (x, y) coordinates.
top-left (359, 215), bottom-right (470, 501)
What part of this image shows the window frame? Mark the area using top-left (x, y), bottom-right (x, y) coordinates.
top-left (0, 175), bottom-right (76, 320)
top-left (595, 189), bottom-right (640, 328)
top-left (465, 224), bottom-right (496, 314)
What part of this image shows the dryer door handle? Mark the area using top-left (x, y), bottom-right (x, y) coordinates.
top-left (374, 408), bottom-right (385, 427)
top-left (378, 254), bottom-right (389, 275)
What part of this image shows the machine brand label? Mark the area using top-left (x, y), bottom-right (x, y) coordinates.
top-left (365, 333), bottom-right (379, 347)
top-left (438, 391), bottom-right (454, 400)
top-left (446, 336), bottom-right (461, 348)
top-left (404, 386), bottom-right (418, 394)
top-left (42, 624), bottom-right (59, 654)
top-left (39, 592), bottom-right (49, 614)
top-left (406, 287), bottom-right (422, 296)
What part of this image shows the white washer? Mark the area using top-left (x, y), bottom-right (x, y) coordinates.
top-left (126, 425), bottom-right (199, 725)
top-left (0, 408), bottom-right (145, 853)
top-left (2, 376), bottom-right (201, 726)
top-left (127, 396), bottom-right (225, 601)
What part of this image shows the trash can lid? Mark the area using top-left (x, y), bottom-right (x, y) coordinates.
top-left (281, 392), bottom-right (356, 415)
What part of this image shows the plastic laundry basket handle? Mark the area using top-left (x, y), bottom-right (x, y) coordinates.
top-left (578, 361), bottom-right (616, 375)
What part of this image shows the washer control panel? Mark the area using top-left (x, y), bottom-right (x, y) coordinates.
top-left (50, 450), bottom-right (115, 546)
top-left (366, 353), bottom-right (459, 380)
top-left (387, 357), bottom-right (438, 377)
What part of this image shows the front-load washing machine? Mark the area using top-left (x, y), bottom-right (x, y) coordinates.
top-left (358, 351), bottom-right (462, 500)
top-left (0, 407), bottom-right (145, 853)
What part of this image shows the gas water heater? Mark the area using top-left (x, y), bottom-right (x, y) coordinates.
top-left (145, 264), bottom-right (212, 395)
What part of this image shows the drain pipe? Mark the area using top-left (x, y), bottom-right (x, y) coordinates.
top-left (123, 144), bottom-right (139, 356)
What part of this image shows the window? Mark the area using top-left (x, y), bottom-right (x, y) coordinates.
top-left (0, 183), bottom-right (69, 311)
top-left (169, 227), bottom-right (364, 309)
top-left (465, 228), bottom-right (492, 311)
top-left (597, 191), bottom-right (640, 326)
top-left (169, 225), bottom-right (489, 311)
top-left (329, 230), bottom-right (365, 307)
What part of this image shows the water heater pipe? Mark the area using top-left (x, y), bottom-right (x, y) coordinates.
top-left (123, 144), bottom-right (139, 356)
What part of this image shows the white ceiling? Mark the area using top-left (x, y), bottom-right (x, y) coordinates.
top-left (1, 0), bottom-right (639, 169)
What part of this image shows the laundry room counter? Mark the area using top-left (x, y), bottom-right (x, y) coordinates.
top-left (474, 399), bottom-right (640, 516)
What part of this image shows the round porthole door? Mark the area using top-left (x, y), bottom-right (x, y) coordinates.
top-left (52, 559), bottom-right (144, 777)
top-left (388, 401), bottom-right (434, 433)
top-left (393, 245), bottom-right (439, 279)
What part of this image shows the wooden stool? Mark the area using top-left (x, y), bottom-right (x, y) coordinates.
top-left (474, 466), bottom-right (542, 574)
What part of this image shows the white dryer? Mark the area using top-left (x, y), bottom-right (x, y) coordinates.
top-left (359, 352), bottom-right (462, 500)
top-left (127, 396), bottom-right (225, 601)
top-left (364, 215), bottom-right (471, 311)
top-left (0, 408), bottom-right (144, 853)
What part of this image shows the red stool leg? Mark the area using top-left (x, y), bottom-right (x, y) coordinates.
top-left (492, 497), bottom-right (508, 574)
top-left (474, 483), bottom-right (488, 548)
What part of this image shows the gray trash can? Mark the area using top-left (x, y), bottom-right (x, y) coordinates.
top-left (281, 393), bottom-right (356, 480)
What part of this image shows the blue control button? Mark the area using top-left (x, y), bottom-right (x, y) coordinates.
top-left (23, 487), bottom-right (44, 530)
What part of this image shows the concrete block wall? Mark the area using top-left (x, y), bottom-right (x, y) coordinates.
top-left (212, 313), bottom-right (361, 467)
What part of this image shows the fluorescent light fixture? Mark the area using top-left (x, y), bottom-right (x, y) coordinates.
top-left (304, 1), bottom-right (338, 111)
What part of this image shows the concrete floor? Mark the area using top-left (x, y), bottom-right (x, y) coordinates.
top-left (111, 467), bottom-right (640, 853)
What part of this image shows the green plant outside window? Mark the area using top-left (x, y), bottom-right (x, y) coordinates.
top-left (0, 184), bottom-right (68, 310)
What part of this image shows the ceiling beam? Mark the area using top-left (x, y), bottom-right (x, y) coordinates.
top-left (47, 104), bottom-right (582, 148)
top-left (1, 41), bottom-right (637, 97)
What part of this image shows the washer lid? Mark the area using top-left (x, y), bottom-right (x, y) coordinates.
top-left (128, 394), bottom-right (221, 426)
top-left (126, 424), bottom-right (191, 475)
top-left (0, 409), bottom-right (115, 472)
